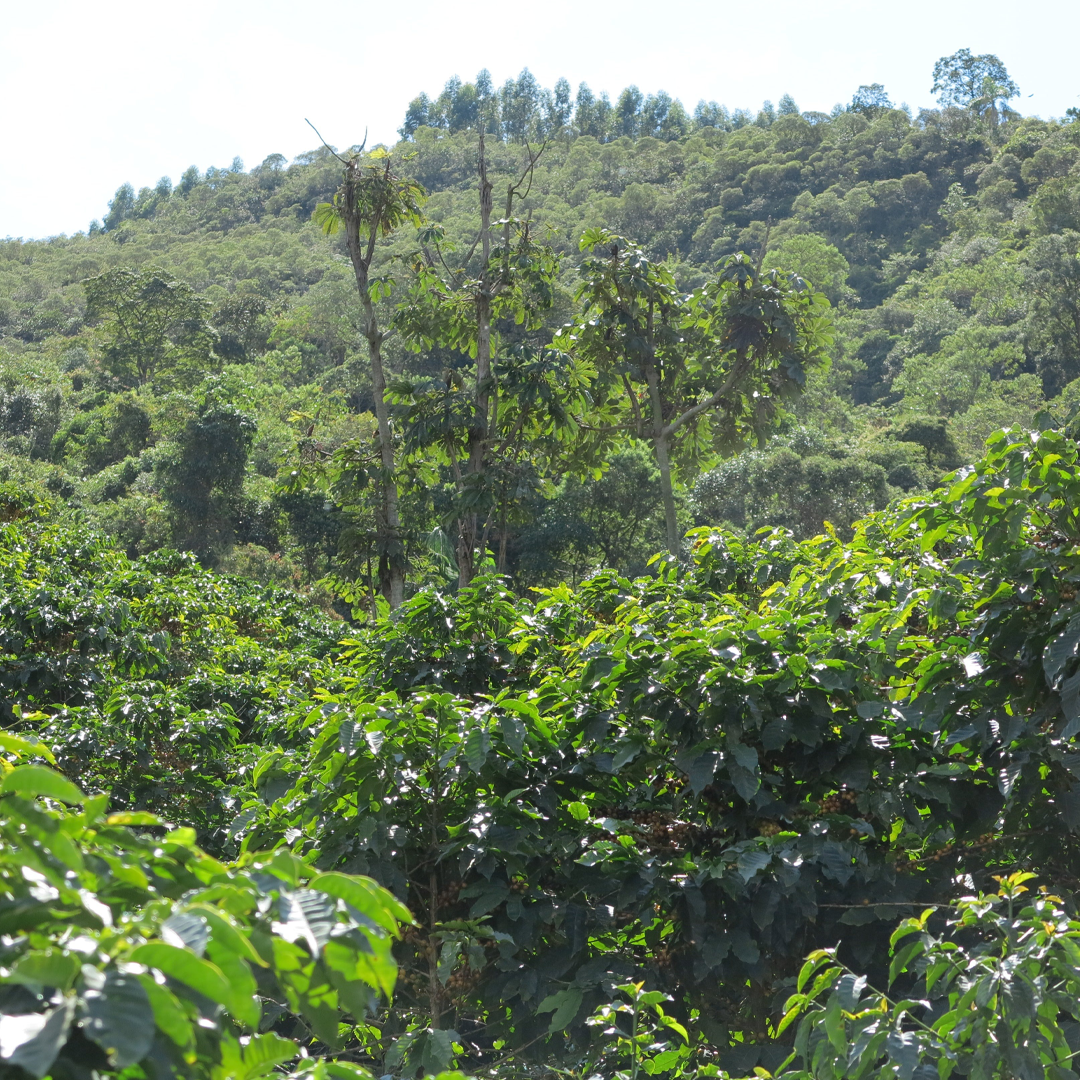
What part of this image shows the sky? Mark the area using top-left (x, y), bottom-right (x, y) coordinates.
top-left (2, 0), bottom-right (1079, 241)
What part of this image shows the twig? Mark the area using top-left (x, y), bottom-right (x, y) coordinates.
top-left (304, 118), bottom-right (366, 164)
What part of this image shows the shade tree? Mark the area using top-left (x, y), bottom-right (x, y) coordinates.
top-left (84, 267), bottom-right (217, 388)
top-left (564, 230), bottom-right (834, 555)
top-left (314, 148), bottom-right (426, 608)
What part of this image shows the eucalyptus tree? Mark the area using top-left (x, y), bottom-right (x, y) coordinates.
top-left (315, 147), bottom-right (425, 608)
top-left (564, 230), bottom-right (834, 556)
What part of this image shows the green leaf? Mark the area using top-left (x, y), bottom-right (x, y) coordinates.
top-left (240, 1032), bottom-right (297, 1076)
top-left (323, 1064), bottom-right (376, 1079)
top-left (567, 801), bottom-right (590, 821)
top-left (274, 889), bottom-right (336, 956)
top-left (137, 974), bottom-right (194, 1050)
top-left (0, 998), bottom-right (74, 1079)
top-left (463, 725), bottom-right (491, 773)
top-left (83, 969), bottom-right (156, 1068)
top-left (4, 949), bottom-right (80, 991)
top-left (186, 904), bottom-right (266, 966)
top-left (128, 942), bottom-right (233, 1009)
top-left (823, 996), bottom-right (846, 1052)
top-left (1045, 616), bottom-right (1080, 688)
top-left (736, 849), bottom-right (771, 883)
top-left (537, 987), bottom-right (583, 1031)
top-left (271, 938), bottom-right (341, 1048)
top-left (776, 1003), bottom-right (803, 1036)
top-left (688, 751), bottom-right (718, 794)
top-left (797, 951), bottom-right (835, 993)
top-left (162, 911), bottom-right (209, 956)
top-left (0, 765), bottom-right (84, 804)
top-left (209, 941), bottom-right (261, 1028)
top-left (325, 932), bottom-right (398, 1001)
top-left (889, 938), bottom-right (926, 986)
top-left (309, 872), bottom-right (412, 931)
top-left (1062, 671), bottom-right (1080, 739)
top-left (885, 1029), bottom-right (922, 1080)
top-left (0, 733), bottom-right (55, 764)
top-left (423, 1028), bottom-right (459, 1074)
top-left (105, 811), bottom-right (163, 826)
top-left (499, 713), bottom-right (526, 756)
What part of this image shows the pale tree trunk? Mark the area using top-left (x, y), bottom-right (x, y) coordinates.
top-left (645, 359), bottom-right (681, 556)
top-left (457, 135), bottom-right (496, 588)
top-left (343, 161), bottom-right (405, 609)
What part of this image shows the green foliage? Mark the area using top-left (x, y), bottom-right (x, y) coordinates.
top-left (7, 411), bottom-right (1080, 1073)
top-left (583, 981), bottom-right (691, 1080)
top-left (6, 58), bottom-right (1080, 578)
top-left (766, 235), bottom-right (855, 306)
top-left (84, 267), bottom-right (217, 388)
top-left (0, 750), bottom-right (408, 1079)
top-left (7, 51), bottom-right (1080, 1080)
top-left (931, 49), bottom-right (1020, 128)
top-left (183, 420), bottom-right (1080, 1072)
top-left (567, 229), bottom-right (833, 552)
top-left (512, 445), bottom-right (669, 583)
top-left (0, 502), bottom-right (340, 841)
top-left (780, 873), bottom-right (1080, 1080)
top-left (158, 402), bottom-right (257, 561)
top-left (692, 428), bottom-right (892, 539)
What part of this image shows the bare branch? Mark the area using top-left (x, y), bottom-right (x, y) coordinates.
top-left (304, 118), bottom-right (351, 164)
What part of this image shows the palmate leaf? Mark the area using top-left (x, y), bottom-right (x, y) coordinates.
top-left (314, 201), bottom-right (342, 235)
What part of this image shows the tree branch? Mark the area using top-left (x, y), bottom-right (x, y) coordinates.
top-left (304, 118), bottom-right (358, 165)
top-left (661, 354), bottom-right (750, 440)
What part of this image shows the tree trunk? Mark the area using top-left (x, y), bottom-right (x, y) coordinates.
top-left (343, 162), bottom-right (405, 609)
top-left (458, 135), bottom-right (496, 588)
top-left (654, 433), bottom-right (680, 557)
top-left (645, 359), bottom-right (681, 556)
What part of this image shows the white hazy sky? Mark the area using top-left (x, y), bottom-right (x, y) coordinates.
top-left (3, 0), bottom-right (1079, 241)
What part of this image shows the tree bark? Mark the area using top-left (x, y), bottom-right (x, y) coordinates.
top-left (645, 360), bottom-right (680, 556)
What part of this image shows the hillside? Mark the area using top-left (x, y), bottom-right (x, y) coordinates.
top-left (1, 56), bottom-right (1079, 591)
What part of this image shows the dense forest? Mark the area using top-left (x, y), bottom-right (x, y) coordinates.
top-left (3, 49), bottom-right (1080, 1080)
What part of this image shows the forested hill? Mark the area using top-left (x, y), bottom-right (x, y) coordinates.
top-left (2, 53), bottom-right (1079, 588)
